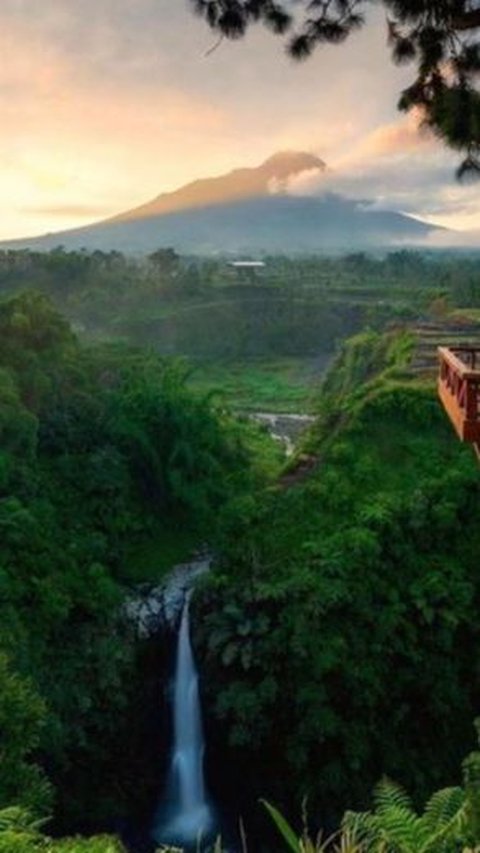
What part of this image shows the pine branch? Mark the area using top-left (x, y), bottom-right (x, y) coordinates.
top-left (188, 0), bottom-right (480, 176)
top-left (452, 10), bottom-right (480, 31)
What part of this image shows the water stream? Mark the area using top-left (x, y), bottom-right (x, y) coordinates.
top-left (153, 597), bottom-right (213, 846)
top-left (250, 412), bottom-right (315, 456)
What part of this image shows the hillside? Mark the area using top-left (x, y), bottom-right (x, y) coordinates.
top-left (0, 290), bottom-right (277, 840)
top-left (194, 330), bottom-right (480, 833)
top-left (2, 284), bottom-right (480, 849)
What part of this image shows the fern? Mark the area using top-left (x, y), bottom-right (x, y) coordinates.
top-left (422, 787), bottom-right (465, 832)
top-left (372, 778), bottom-right (415, 816)
top-left (0, 806), bottom-right (46, 834)
top-left (421, 795), bottom-right (467, 852)
top-left (374, 805), bottom-right (430, 850)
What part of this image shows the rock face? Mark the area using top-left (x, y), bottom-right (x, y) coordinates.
top-left (123, 556), bottom-right (211, 638)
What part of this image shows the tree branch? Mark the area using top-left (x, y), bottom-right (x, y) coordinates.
top-left (452, 9), bottom-right (480, 31)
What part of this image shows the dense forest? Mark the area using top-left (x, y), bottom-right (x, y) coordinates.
top-left (0, 286), bottom-right (275, 850)
top-left (1, 249), bottom-right (480, 851)
top-left (195, 329), bottom-right (480, 833)
top-left (1, 248), bottom-right (480, 357)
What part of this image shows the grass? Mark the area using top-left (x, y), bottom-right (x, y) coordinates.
top-left (187, 357), bottom-right (329, 413)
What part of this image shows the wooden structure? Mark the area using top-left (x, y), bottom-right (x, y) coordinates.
top-left (438, 346), bottom-right (480, 455)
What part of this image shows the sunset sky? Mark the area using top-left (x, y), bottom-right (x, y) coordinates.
top-left (2, 0), bottom-right (480, 241)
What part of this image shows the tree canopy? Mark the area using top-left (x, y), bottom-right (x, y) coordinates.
top-left (190, 0), bottom-right (480, 176)
top-left (0, 289), bottom-right (272, 829)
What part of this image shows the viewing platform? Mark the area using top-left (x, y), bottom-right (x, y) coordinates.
top-left (438, 346), bottom-right (480, 446)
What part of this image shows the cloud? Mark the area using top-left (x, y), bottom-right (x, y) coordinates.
top-left (0, 8), bottom-right (234, 238)
top-left (284, 112), bottom-right (480, 232)
top-left (425, 228), bottom-right (480, 248)
top-left (288, 112), bottom-right (436, 194)
top-left (22, 204), bottom-right (115, 220)
top-left (2, 0), bottom-right (480, 238)
top-left (338, 110), bottom-right (431, 163)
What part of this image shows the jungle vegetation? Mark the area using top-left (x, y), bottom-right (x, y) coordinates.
top-left (0, 288), bottom-right (272, 841)
top-left (193, 326), bottom-right (480, 840)
top-left (1, 248), bottom-right (479, 359)
top-left (1, 247), bottom-right (479, 415)
top-left (1, 248), bottom-right (480, 851)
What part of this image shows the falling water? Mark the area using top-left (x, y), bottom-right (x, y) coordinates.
top-left (153, 597), bottom-right (213, 846)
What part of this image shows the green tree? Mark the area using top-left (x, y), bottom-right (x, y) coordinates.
top-left (0, 289), bottom-right (266, 827)
top-left (194, 330), bottom-right (480, 820)
top-left (0, 655), bottom-right (52, 815)
top-left (148, 248), bottom-right (180, 277)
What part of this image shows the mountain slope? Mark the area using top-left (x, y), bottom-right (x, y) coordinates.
top-left (1, 151), bottom-right (443, 253)
top-left (110, 150), bottom-right (326, 222)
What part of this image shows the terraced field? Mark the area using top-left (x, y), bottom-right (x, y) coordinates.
top-left (410, 317), bottom-right (480, 377)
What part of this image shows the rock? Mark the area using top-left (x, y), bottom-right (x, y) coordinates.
top-left (123, 555), bottom-right (211, 639)
top-left (249, 412), bottom-right (316, 456)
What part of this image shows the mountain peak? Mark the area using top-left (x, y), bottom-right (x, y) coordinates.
top-left (111, 151), bottom-right (326, 224)
top-left (259, 151), bottom-right (326, 178)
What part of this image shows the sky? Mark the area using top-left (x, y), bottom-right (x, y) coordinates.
top-left (1, 0), bottom-right (479, 241)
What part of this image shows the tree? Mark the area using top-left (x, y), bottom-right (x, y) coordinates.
top-left (0, 654), bottom-right (52, 816)
top-left (147, 248), bottom-right (180, 277)
top-left (190, 0), bottom-right (480, 176)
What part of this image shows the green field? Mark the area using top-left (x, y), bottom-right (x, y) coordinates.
top-left (187, 356), bottom-right (331, 413)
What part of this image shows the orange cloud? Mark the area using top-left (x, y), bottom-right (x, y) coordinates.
top-left (333, 110), bottom-right (433, 170)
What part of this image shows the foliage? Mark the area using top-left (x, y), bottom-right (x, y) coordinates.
top-left (2, 252), bottom-right (480, 847)
top-left (0, 807), bottom-right (125, 852)
top-left (3, 248), bottom-right (480, 364)
top-left (0, 657), bottom-right (52, 815)
top-left (187, 357), bottom-right (322, 414)
top-left (343, 779), bottom-right (467, 852)
top-left (317, 328), bottom-right (414, 409)
top-left (194, 327), bottom-right (480, 826)
top-left (264, 727), bottom-right (480, 851)
top-left (0, 290), bottom-right (264, 827)
top-left (264, 799), bottom-right (363, 852)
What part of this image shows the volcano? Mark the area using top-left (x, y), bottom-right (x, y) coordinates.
top-left (1, 151), bottom-right (442, 253)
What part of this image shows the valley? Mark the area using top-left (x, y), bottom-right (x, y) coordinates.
top-left (1, 244), bottom-right (480, 851)
top-left (4, 0), bottom-right (480, 849)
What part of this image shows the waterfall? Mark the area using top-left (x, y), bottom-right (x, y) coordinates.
top-left (153, 597), bottom-right (213, 846)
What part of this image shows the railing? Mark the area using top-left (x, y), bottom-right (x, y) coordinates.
top-left (438, 346), bottom-right (480, 443)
